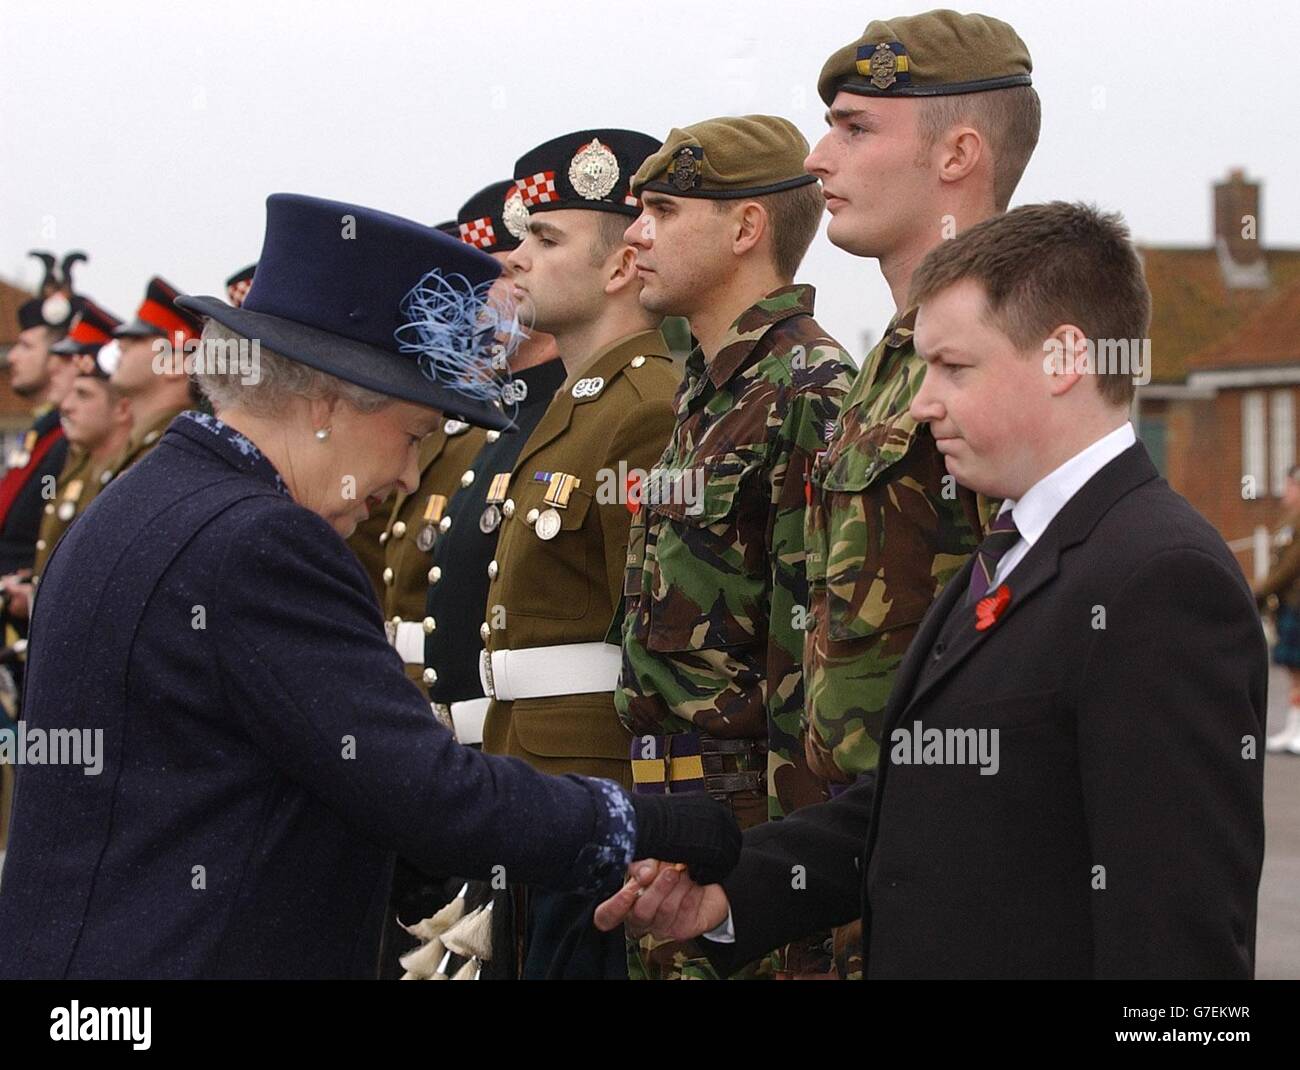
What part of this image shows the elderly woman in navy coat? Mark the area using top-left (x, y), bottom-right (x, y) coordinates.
top-left (0, 194), bottom-right (735, 979)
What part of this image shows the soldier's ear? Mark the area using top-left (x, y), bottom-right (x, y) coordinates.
top-left (604, 244), bottom-right (640, 296)
top-left (733, 201), bottom-right (767, 258)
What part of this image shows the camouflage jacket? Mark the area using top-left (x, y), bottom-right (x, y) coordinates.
top-left (803, 307), bottom-right (988, 781)
top-left (615, 284), bottom-right (853, 816)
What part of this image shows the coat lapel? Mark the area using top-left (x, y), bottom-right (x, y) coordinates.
top-left (885, 442), bottom-right (1161, 726)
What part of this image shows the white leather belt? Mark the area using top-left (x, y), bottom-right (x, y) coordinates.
top-left (479, 642), bottom-right (622, 702)
top-left (390, 621), bottom-right (426, 665)
top-left (435, 697), bottom-right (491, 746)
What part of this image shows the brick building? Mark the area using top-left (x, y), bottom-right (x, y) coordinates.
top-left (1136, 170), bottom-right (1300, 578)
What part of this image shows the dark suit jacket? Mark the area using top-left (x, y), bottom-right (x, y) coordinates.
top-left (0, 414), bottom-right (623, 979)
top-left (709, 442), bottom-right (1267, 978)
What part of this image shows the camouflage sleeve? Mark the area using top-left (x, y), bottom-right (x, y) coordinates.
top-left (803, 424), bottom-right (984, 782)
top-left (766, 359), bottom-right (850, 817)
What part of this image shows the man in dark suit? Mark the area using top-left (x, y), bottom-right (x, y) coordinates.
top-left (596, 201), bottom-right (1268, 979)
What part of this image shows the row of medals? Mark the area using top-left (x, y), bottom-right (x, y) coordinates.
top-left (415, 461), bottom-right (575, 552)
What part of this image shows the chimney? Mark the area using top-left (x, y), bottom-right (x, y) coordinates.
top-left (1214, 169), bottom-right (1269, 289)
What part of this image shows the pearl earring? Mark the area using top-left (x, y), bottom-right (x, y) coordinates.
top-left (315, 428), bottom-right (330, 441)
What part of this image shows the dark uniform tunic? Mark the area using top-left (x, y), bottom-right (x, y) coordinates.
top-left (0, 407), bottom-right (68, 576)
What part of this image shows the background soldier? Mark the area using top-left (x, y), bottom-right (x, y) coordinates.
top-left (800, 11), bottom-right (1040, 976)
top-left (32, 299), bottom-right (129, 589)
top-left (480, 128), bottom-right (678, 978)
top-left (617, 115), bottom-right (854, 979)
top-left (101, 276), bottom-right (203, 485)
top-left (0, 253), bottom-right (80, 578)
top-left (0, 253), bottom-right (80, 857)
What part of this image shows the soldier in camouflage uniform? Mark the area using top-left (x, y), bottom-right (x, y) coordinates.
top-left (616, 116), bottom-right (854, 979)
top-left (800, 11), bottom-right (1040, 975)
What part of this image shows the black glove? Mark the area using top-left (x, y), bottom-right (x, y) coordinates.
top-left (629, 792), bottom-right (742, 885)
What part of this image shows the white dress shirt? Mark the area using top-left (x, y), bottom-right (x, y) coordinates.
top-left (702, 422), bottom-right (1139, 947)
top-left (989, 422), bottom-right (1136, 589)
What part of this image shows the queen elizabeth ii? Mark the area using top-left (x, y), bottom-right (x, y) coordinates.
top-left (0, 194), bottom-right (736, 979)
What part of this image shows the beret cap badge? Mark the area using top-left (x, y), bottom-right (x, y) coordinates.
top-left (859, 41), bottom-right (909, 91)
top-left (569, 138), bottom-right (621, 201)
top-left (668, 146), bottom-right (702, 192)
top-left (502, 186), bottom-right (531, 241)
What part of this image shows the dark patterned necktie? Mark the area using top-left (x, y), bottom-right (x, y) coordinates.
top-left (967, 509), bottom-right (1021, 604)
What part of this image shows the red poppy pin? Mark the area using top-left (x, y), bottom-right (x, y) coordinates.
top-left (626, 472), bottom-right (642, 516)
top-left (975, 584), bottom-right (1012, 631)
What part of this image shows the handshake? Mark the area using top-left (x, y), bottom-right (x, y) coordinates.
top-left (599, 792), bottom-right (741, 941)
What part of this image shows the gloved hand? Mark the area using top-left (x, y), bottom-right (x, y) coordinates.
top-left (629, 792), bottom-right (742, 885)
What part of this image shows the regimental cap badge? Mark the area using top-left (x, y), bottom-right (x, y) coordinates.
top-left (857, 41), bottom-right (910, 91)
top-left (668, 145), bottom-right (703, 192)
top-left (502, 185), bottom-right (531, 242)
top-left (569, 138), bottom-right (621, 201)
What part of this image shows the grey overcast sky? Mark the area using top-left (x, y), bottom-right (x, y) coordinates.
top-left (2, 0), bottom-right (1297, 361)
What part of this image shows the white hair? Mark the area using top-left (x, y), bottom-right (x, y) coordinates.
top-left (194, 319), bottom-right (392, 417)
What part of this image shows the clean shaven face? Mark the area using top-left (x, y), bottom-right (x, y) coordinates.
top-left (909, 278), bottom-right (1054, 501)
top-left (805, 91), bottom-right (934, 259)
top-left (624, 191), bottom-right (734, 318)
top-left (505, 210), bottom-right (612, 335)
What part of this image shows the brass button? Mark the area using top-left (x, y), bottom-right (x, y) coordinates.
top-left (480, 622), bottom-right (491, 642)
top-left (438, 515), bottom-right (452, 533)
top-left (391, 615), bottom-right (402, 626)
top-left (422, 668), bottom-right (437, 686)
top-left (487, 559), bottom-right (499, 580)
top-left (502, 499), bottom-right (515, 518)
top-left (460, 470), bottom-right (475, 488)
top-left (525, 508), bottom-right (539, 526)
top-left (35, 538), bottom-right (46, 550)
top-left (630, 355), bottom-right (646, 368)
top-left (423, 616), bottom-right (436, 634)
top-left (428, 565), bottom-right (442, 584)
top-left (382, 567), bottom-right (394, 586)
top-left (43, 503), bottom-right (54, 515)
top-left (392, 521), bottom-right (407, 538)
top-left (379, 531), bottom-right (389, 545)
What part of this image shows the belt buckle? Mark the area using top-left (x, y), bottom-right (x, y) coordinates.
top-left (480, 649), bottom-right (496, 700)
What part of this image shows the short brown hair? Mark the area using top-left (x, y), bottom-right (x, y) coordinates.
top-left (588, 211), bottom-right (633, 266)
top-left (713, 180), bottom-right (826, 280)
top-left (916, 85), bottom-right (1041, 211)
top-left (909, 201), bottom-right (1152, 406)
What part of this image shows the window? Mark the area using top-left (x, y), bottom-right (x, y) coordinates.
top-left (1272, 389), bottom-right (1296, 497)
top-left (1242, 391), bottom-right (1267, 498)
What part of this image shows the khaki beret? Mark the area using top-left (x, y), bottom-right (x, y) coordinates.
top-left (818, 9), bottom-right (1032, 105)
top-left (631, 115), bottom-right (818, 199)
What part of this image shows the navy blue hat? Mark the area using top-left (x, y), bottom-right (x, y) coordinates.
top-left (513, 129), bottom-right (662, 218)
top-left (177, 194), bottom-right (512, 430)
